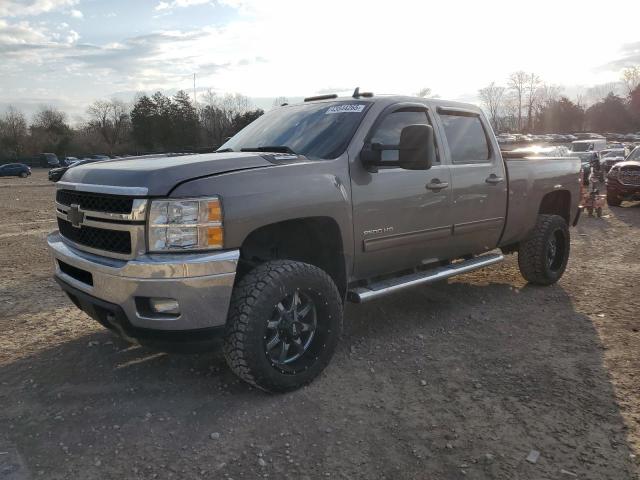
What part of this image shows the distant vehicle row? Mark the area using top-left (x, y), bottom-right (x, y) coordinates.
top-left (497, 132), bottom-right (640, 145)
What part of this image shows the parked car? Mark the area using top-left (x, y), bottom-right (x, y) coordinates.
top-left (0, 163), bottom-right (31, 178)
top-left (48, 94), bottom-right (581, 392)
top-left (606, 159), bottom-right (640, 206)
top-left (61, 156), bottom-right (79, 166)
top-left (600, 149), bottom-right (628, 172)
top-left (39, 153), bottom-right (60, 167)
top-left (48, 159), bottom-right (103, 182)
top-left (497, 134), bottom-right (516, 144)
top-left (569, 139), bottom-right (607, 161)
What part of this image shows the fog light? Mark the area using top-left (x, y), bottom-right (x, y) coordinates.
top-left (149, 298), bottom-right (180, 315)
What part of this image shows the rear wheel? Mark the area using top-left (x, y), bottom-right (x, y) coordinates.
top-left (223, 260), bottom-right (343, 392)
top-left (518, 214), bottom-right (570, 286)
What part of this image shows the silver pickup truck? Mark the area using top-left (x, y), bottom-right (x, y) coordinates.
top-left (48, 93), bottom-right (581, 392)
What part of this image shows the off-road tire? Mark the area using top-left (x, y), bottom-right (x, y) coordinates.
top-left (518, 214), bottom-right (570, 286)
top-left (223, 260), bottom-right (343, 393)
top-left (606, 194), bottom-right (621, 207)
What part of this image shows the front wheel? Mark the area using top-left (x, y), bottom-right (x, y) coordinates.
top-left (223, 260), bottom-right (343, 393)
top-left (606, 194), bottom-right (621, 207)
top-left (518, 214), bottom-right (570, 286)
top-left (19, 172), bottom-right (27, 178)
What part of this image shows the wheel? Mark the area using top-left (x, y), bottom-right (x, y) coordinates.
top-left (19, 172), bottom-right (27, 178)
top-left (223, 260), bottom-right (343, 393)
top-left (596, 207), bottom-right (602, 218)
top-left (517, 214), bottom-right (570, 286)
top-left (606, 194), bottom-right (621, 207)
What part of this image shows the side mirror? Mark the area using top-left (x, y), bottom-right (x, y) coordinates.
top-left (360, 124), bottom-right (435, 171)
top-left (398, 124), bottom-right (434, 170)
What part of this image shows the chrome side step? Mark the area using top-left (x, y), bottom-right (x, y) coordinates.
top-left (347, 253), bottom-right (504, 303)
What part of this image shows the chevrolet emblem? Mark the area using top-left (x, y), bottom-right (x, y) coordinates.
top-left (67, 204), bottom-right (85, 228)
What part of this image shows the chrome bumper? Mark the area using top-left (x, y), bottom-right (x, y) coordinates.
top-left (47, 232), bottom-right (239, 332)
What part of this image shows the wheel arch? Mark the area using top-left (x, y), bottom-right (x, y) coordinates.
top-left (237, 216), bottom-right (348, 297)
top-left (538, 190), bottom-right (571, 224)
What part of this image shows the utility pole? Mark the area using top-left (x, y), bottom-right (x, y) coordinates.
top-left (193, 73), bottom-right (197, 109)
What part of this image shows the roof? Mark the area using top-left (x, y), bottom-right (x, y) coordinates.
top-left (298, 94), bottom-right (483, 115)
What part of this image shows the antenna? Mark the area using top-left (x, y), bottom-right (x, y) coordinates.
top-left (352, 87), bottom-right (360, 98)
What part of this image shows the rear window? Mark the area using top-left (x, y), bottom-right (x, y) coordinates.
top-left (439, 114), bottom-right (490, 163)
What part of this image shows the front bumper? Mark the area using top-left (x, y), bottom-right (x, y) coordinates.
top-left (607, 180), bottom-right (640, 200)
top-left (47, 232), bottom-right (239, 335)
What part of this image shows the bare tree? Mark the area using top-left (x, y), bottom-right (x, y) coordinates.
top-left (621, 66), bottom-right (640, 96)
top-left (86, 99), bottom-right (130, 154)
top-left (416, 87), bottom-right (432, 98)
top-left (478, 82), bottom-right (505, 131)
top-left (525, 73), bottom-right (541, 132)
top-left (585, 82), bottom-right (622, 105)
top-left (508, 71), bottom-right (527, 132)
top-left (0, 106), bottom-right (28, 157)
top-left (273, 96), bottom-right (289, 107)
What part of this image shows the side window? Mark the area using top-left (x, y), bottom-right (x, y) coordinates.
top-left (439, 114), bottom-right (490, 164)
top-left (370, 110), bottom-right (438, 163)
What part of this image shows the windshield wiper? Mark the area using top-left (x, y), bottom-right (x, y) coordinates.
top-left (240, 145), bottom-right (297, 154)
top-left (216, 148), bottom-right (234, 153)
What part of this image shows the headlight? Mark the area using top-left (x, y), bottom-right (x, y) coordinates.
top-left (148, 197), bottom-right (223, 252)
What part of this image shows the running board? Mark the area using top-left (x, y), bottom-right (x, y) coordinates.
top-left (347, 253), bottom-right (504, 303)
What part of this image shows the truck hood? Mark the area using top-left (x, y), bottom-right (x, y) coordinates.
top-left (59, 152), bottom-right (283, 196)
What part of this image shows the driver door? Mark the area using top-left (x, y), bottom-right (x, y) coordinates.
top-left (350, 106), bottom-right (454, 279)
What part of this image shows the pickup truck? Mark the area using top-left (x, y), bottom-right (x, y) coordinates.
top-left (48, 93), bottom-right (581, 392)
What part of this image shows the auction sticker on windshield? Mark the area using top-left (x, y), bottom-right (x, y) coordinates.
top-left (326, 104), bottom-right (366, 114)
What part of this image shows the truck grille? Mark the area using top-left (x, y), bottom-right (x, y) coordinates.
top-left (620, 167), bottom-right (640, 186)
top-left (58, 217), bottom-right (132, 254)
top-left (56, 190), bottom-right (133, 214)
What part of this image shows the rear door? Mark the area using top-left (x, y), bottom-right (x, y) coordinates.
top-left (350, 104), bottom-right (454, 279)
top-left (435, 108), bottom-right (508, 255)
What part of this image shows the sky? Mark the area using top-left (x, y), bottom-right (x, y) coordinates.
top-left (1, 0), bottom-right (640, 122)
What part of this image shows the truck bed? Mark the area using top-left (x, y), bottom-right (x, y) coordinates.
top-left (499, 156), bottom-right (581, 247)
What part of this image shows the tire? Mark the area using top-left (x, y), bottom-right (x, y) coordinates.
top-left (517, 214), bottom-right (570, 286)
top-left (223, 260), bottom-right (343, 393)
top-left (19, 172), bottom-right (27, 178)
top-left (606, 194), bottom-right (621, 207)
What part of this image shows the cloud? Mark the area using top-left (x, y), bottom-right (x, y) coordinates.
top-left (69, 9), bottom-right (83, 19)
top-left (154, 0), bottom-right (212, 11)
top-left (602, 41), bottom-right (640, 70)
top-left (0, 0), bottom-right (79, 17)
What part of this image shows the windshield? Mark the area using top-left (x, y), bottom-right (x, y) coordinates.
top-left (571, 143), bottom-right (592, 152)
top-left (218, 101), bottom-right (371, 160)
top-left (628, 147), bottom-right (640, 161)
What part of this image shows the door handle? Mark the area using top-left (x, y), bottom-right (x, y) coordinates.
top-left (485, 175), bottom-right (504, 184)
top-left (426, 180), bottom-right (449, 191)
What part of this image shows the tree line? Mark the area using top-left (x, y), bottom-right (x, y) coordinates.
top-left (0, 90), bottom-right (265, 160)
top-left (478, 66), bottom-right (640, 134)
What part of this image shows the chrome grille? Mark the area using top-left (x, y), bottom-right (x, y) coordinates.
top-left (56, 190), bottom-right (134, 214)
top-left (620, 169), bottom-right (640, 186)
top-left (55, 187), bottom-right (147, 260)
top-left (57, 217), bottom-right (132, 254)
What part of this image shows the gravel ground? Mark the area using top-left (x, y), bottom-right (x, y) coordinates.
top-left (1, 170), bottom-right (639, 480)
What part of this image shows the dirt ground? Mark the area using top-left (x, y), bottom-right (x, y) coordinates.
top-left (1, 170), bottom-right (639, 480)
